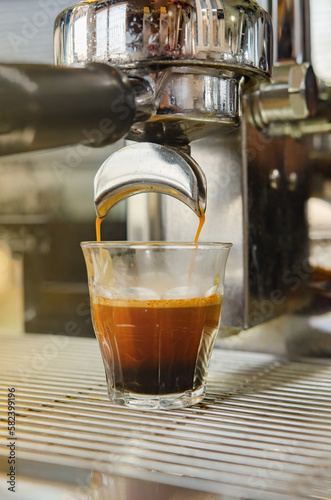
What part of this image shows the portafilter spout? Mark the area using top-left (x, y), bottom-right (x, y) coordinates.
top-left (94, 143), bottom-right (207, 220)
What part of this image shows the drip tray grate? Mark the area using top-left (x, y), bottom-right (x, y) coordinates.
top-left (1, 334), bottom-right (331, 499)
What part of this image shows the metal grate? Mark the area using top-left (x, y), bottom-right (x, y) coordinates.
top-left (1, 334), bottom-right (331, 499)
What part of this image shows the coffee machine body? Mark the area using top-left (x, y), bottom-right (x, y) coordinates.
top-left (54, 0), bottom-right (320, 332)
top-left (54, 0), bottom-right (273, 329)
top-left (0, 0), bottom-right (328, 346)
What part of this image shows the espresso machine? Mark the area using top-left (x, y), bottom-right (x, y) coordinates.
top-left (0, 0), bottom-right (329, 347)
top-left (1, 2), bottom-right (331, 499)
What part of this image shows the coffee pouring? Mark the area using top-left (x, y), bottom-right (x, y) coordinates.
top-left (0, 0), bottom-right (325, 337)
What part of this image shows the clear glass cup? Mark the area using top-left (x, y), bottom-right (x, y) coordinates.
top-left (81, 242), bottom-right (232, 409)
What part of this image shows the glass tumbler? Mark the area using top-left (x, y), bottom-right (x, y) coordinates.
top-left (81, 242), bottom-right (231, 409)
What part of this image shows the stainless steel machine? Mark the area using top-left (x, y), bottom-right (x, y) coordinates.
top-left (1, 3), bottom-right (331, 499)
top-left (0, 0), bottom-right (330, 344)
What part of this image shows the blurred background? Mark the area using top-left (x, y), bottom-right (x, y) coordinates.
top-left (0, 0), bottom-right (330, 338)
top-left (0, 0), bottom-right (128, 337)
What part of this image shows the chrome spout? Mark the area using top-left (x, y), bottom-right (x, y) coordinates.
top-left (94, 143), bottom-right (207, 219)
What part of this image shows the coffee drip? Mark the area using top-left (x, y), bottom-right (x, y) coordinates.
top-left (93, 142), bottom-right (207, 244)
top-left (88, 137), bottom-right (223, 398)
top-left (96, 210), bottom-right (205, 244)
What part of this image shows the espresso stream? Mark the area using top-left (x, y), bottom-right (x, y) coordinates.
top-left (92, 210), bottom-right (220, 396)
top-left (95, 212), bottom-right (205, 244)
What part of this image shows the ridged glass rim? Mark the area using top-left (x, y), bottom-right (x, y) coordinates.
top-left (81, 241), bottom-right (232, 250)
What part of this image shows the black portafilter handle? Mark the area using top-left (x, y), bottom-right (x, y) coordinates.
top-left (0, 62), bottom-right (137, 156)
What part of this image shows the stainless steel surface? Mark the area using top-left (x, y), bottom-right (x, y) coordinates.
top-left (248, 0), bottom-right (331, 139)
top-left (258, 76), bottom-right (331, 139)
top-left (127, 67), bottom-right (243, 143)
top-left (54, 0), bottom-right (272, 138)
top-left (94, 142), bottom-right (207, 219)
top-left (55, 0), bottom-right (272, 79)
top-left (125, 0), bottom-right (327, 331)
top-left (249, 62), bottom-right (318, 135)
top-left (1, 334), bottom-right (331, 499)
top-left (266, 0), bottom-right (331, 139)
top-left (268, 0), bottom-right (311, 64)
top-left (133, 129), bottom-right (247, 328)
top-left (249, 1), bottom-right (321, 137)
top-left (252, 1), bottom-right (331, 138)
top-left (128, 125), bottom-right (313, 331)
top-left (0, 63), bottom-right (136, 155)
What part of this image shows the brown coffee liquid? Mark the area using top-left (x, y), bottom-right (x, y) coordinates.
top-left (92, 294), bottom-right (221, 395)
top-left (194, 210), bottom-right (205, 243)
top-left (96, 217), bottom-right (102, 242)
top-left (94, 206), bottom-right (208, 395)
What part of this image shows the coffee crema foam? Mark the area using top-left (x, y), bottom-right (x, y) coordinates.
top-left (91, 293), bottom-right (222, 308)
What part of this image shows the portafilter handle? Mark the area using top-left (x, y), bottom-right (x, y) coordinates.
top-left (0, 63), bottom-right (150, 156)
top-left (94, 143), bottom-right (207, 219)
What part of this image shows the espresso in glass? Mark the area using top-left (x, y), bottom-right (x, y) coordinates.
top-left (82, 237), bottom-right (231, 409)
top-left (92, 294), bottom-right (222, 395)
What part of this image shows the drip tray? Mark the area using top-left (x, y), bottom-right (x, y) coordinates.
top-left (1, 334), bottom-right (331, 499)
